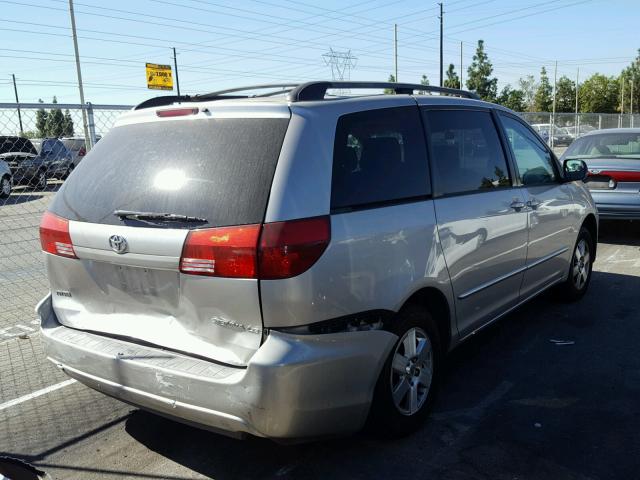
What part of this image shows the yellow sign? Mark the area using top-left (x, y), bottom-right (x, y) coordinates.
top-left (146, 63), bottom-right (173, 90)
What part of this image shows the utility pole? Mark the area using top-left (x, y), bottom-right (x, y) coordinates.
top-left (460, 41), bottom-right (463, 89)
top-left (438, 3), bottom-right (444, 87)
top-left (621, 78), bottom-right (625, 115)
top-left (574, 68), bottom-right (579, 137)
top-left (631, 79), bottom-right (634, 127)
top-left (68, 0), bottom-right (91, 149)
top-left (551, 60), bottom-right (557, 149)
top-left (11, 74), bottom-right (23, 136)
top-left (173, 47), bottom-right (181, 97)
top-left (394, 24), bottom-right (398, 82)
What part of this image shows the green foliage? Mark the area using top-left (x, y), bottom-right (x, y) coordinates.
top-left (466, 40), bottom-right (497, 101)
top-left (518, 75), bottom-right (537, 111)
top-left (620, 50), bottom-right (640, 113)
top-left (35, 99), bottom-right (48, 138)
top-left (384, 74), bottom-right (396, 94)
top-left (443, 64), bottom-right (460, 89)
top-left (420, 74), bottom-right (429, 86)
top-left (555, 76), bottom-right (576, 112)
top-left (45, 97), bottom-right (64, 138)
top-left (533, 67), bottom-right (553, 112)
top-left (497, 85), bottom-right (526, 111)
top-left (62, 110), bottom-right (74, 136)
top-left (578, 74), bottom-right (619, 113)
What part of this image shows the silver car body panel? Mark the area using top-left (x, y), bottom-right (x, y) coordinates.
top-left (586, 158), bottom-right (640, 219)
top-left (39, 92), bottom-right (599, 439)
top-left (39, 294), bottom-right (397, 439)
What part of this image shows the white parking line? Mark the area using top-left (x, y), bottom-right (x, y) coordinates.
top-left (0, 379), bottom-right (76, 412)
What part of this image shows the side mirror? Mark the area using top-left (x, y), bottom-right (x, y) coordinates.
top-left (563, 159), bottom-right (588, 182)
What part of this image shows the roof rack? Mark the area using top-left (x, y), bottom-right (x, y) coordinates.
top-left (132, 81), bottom-right (480, 110)
top-left (288, 81), bottom-right (480, 101)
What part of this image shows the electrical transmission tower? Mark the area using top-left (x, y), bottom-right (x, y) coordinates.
top-left (322, 49), bottom-right (357, 93)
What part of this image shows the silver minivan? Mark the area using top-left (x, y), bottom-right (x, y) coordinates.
top-left (38, 82), bottom-right (598, 440)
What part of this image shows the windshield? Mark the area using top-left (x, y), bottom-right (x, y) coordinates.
top-left (49, 117), bottom-right (290, 229)
top-left (565, 132), bottom-right (640, 158)
top-left (0, 136), bottom-right (37, 155)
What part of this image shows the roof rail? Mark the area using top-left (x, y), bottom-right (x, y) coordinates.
top-left (288, 81), bottom-right (480, 101)
top-left (132, 81), bottom-right (480, 110)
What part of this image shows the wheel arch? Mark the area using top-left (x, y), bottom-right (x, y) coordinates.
top-left (582, 213), bottom-right (598, 260)
top-left (400, 286), bottom-right (453, 354)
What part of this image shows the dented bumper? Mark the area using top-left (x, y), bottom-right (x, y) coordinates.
top-left (37, 294), bottom-right (396, 439)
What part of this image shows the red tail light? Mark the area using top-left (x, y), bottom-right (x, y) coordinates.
top-left (39, 211), bottom-right (77, 258)
top-left (156, 107), bottom-right (199, 118)
top-left (78, 146), bottom-right (86, 156)
top-left (259, 217), bottom-right (330, 279)
top-left (179, 216), bottom-right (330, 279)
top-left (180, 224), bottom-right (261, 278)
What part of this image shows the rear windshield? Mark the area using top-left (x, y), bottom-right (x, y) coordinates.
top-left (0, 136), bottom-right (37, 155)
top-left (49, 117), bottom-right (290, 228)
top-left (565, 132), bottom-right (640, 159)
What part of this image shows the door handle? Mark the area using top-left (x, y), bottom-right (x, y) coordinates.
top-left (510, 200), bottom-right (525, 211)
top-left (527, 199), bottom-right (541, 209)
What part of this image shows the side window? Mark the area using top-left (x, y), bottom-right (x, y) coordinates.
top-left (331, 106), bottom-right (430, 210)
top-left (423, 109), bottom-right (511, 196)
top-left (499, 115), bottom-right (558, 186)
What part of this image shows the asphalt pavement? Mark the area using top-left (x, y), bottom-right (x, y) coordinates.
top-left (1, 184), bottom-right (639, 480)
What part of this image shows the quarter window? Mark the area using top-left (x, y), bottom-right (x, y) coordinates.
top-left (423, 110), bottom-right (511, 195)
top-left (331, 107), bottom-right (430, 210)
top-left (500, 115), bottom-right (558, 185)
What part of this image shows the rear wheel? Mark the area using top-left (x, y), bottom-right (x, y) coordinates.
top-left (33, 170), bottom-right (47, 190)
top-left (368, 304), bottom-right (441, 437)
top-left (63, 163), bottom-right (75, 180)
top-left (0, 175), bottom-right (11, 198)
top-left (555, 227), bottom-right (594, 301)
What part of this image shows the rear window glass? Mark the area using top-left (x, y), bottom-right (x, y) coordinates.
top-left (565, 132), bottom-right (640, 158)
top-left (0, 136), bottom-right (37, 155)
top-left (49, 117), bottom-right (290, 228)
top-left (331, 106), bottom-right (430, 210)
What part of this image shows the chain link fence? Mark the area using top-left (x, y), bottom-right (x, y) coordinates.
top-left (0, 103), bottom-right (130, 343)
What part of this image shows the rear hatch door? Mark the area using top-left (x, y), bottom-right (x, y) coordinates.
top-left (45, 107), bottom-right (290, 366)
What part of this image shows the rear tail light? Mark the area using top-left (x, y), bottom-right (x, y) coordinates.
top-left (78, 147), bottom-right (86, 156)
top-left (156, 107), bottom-right (199, 118)
top-left (259, 217), bottom-right (330, 279)
top-left (179, 216), bottom-right (330, 279)
top-left (39, 211), bottom-right (77, 258)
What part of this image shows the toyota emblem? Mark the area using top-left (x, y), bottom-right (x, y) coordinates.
top-left (109, 235), bottom-right (128, 254)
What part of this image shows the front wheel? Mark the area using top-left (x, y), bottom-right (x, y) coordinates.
top-left (368, 305), bottom-right (441, 437)
top-left (555, 227), bottom-right (594, 302)
top-left (0, 175), bottom-right (11, 198)
top-left (33, 170), bottom-right (47, 190)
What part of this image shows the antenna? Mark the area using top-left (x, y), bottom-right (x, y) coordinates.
top-left (322, 49), bottom-right (357, 94)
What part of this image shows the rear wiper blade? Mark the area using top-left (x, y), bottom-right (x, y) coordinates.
top-left (114, 210), bottom-right (208, 223)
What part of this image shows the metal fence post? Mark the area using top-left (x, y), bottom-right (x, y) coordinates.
top-left (86, 102), bottom-right (96, 149)
top-left (598, 115), bottom-right (602, 130)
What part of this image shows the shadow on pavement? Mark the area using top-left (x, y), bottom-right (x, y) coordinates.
top-left (599, 219), bottom-right (640, 247)
top-left (0, 193), bottom-right (43, 205)
top-left (123, 271), bottom-right (640, 480)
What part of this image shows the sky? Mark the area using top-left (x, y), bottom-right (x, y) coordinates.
top-left (0, 0), bottom-right (638, 105)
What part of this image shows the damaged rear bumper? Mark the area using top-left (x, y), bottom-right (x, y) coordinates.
top-left (37, 294), bottom-right (396, 439)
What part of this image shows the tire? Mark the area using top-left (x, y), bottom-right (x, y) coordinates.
top-left (368, 304), bottom-right (442, 437)
top-left (33, 170), bottom-right (47, 190)
top-left (0, 175), bottom-right (11, 198)
top-left (554, 226), bottom-right (594, 302)
top-left (63, 163), bottom-right (75, 180)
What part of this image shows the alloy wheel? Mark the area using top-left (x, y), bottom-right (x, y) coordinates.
top-left (390, 327), bottom-right (433, 416)
top-left (572, 239), bottom-right (590, 290)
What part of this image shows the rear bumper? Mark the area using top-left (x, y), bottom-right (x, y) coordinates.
top-left (37, 294), bottom-right (396, 439)
top-left (591, 191), bottom-right (640, 220)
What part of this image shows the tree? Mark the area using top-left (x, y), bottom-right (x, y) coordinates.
top-left (497, 85), bottom-right (526, 111)
top-left (466, 40), bottom-right (497, 101)
top-left (578, 74), bottom-right (619, 113)
top-left (533, 67), bottom-right (553, 112)
top-left (555, 76), bottom-right (576, 113)
top-left (62, 110), bottom-right (74, 136)
top-left (420, 74), bottom-right (429, 86)
top-left (384, 74), bottom-right (396, 94)
top-left (35, 99), bottom-right (48, 138)
top-left (45, 96), bottom-right (64, 138)
top-left (620, 50), bottom-right (640, 113)
top-left (518, 75), bottom-right (537, 111)
top-left (444, 64), bottom-right (460, 89)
